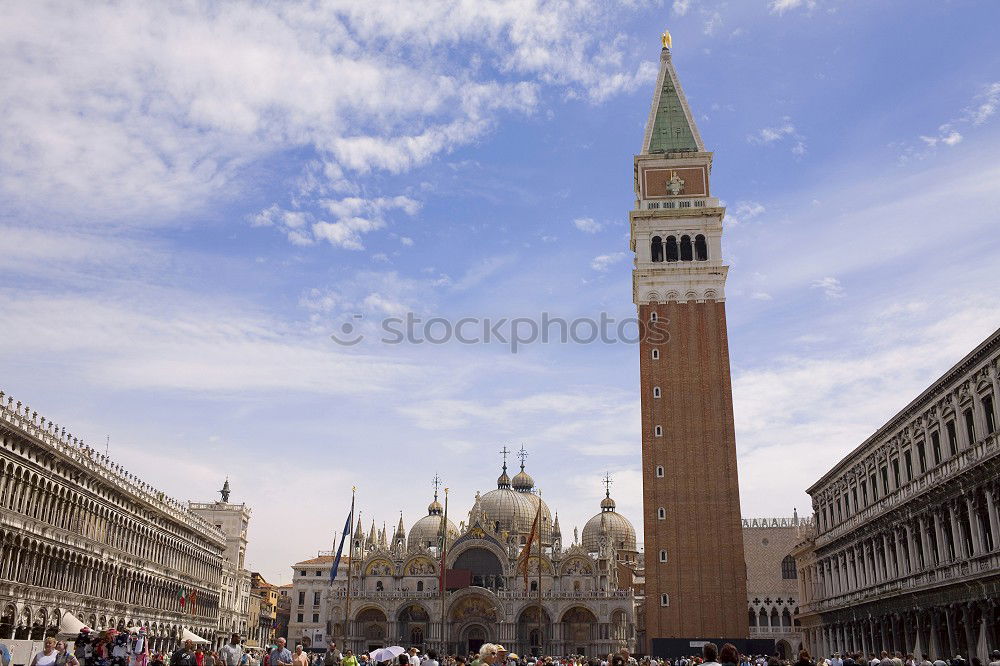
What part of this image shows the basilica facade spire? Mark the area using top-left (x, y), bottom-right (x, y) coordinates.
top-left (631, 34), bottom-right (749, 647)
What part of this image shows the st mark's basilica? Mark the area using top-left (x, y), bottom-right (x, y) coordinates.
top-left (287, 450), bottom-right (638, 658)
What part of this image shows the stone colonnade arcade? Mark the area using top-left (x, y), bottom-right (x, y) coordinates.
top-left (794, 328), bottom-right (1000, 662)
top-left (0, 391), bottom-right (226, 648)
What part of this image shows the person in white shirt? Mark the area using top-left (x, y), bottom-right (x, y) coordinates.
top-left (32, 638), bottom-right (59, 666)
top-left (408, 650), bottom-right (421, 666)
top-left (831, 654), bottom-right (844, 666)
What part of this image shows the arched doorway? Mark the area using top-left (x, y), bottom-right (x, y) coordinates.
top-left (449, 594), bottom-right (499, 656)
top-left (561, 607), bottom-right (597, 655)
top-left (776, 640), bottom-right (792, 660)
top-left (517, 606), bottom-right (552, 657)
top-left (1, 605), bottom-right (15, 639)
top-left (355, 608), bottom-right (388, 652)
top-left (460, 624), bottom-right (487, 656)
top-left (398, 605), bottom-right (430, 650)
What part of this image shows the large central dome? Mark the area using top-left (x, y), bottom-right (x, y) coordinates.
top-left (473, 462), bottom-right (552, 545)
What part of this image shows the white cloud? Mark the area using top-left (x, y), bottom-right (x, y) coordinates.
top-left (703, 11), bottom-right (722, 36)
top-left (811, 276), bottom-right (845, 299)
top-left (750, 292), bottom-right (773, 301)
top-left (966, 82), bottom-right (1000, 125)
top-left (672, 0), bottom-right (692, 16)
top-left (573, 217), bottom-right (602, 233)
top-left (769, 0), bottom-right (817, 14)
top-left (253, 195), bottom-right (421, 250)
top-left (590, 252), bottom-right (627, 272)
top-left (727, 200), bottom-right (766, 226)
top-left (748, 119), bottom-right (806, 155)
top-left (904, 83), bottom-right (999, 161)
top-left (0, 1), bottom-right (656, 223)
top-left (750, 124), bottom-right (793, 143)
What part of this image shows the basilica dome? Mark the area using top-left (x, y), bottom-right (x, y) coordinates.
top-left (474, 464), bottom-right (540, 541)
top-left (510, 462), bottom-right (553, 545)
top-left (581, 491), bottom-right (637, 556)
top-left (408, 494), bottom-right (460, 550)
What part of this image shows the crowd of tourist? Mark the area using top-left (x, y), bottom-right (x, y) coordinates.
top-left (257, 641), bottom-right (1000, 666)
top-left (19, 631), bottom-right (992, 666)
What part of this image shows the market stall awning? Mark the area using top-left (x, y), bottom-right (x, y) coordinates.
top-left (58, 612), bottom-right (87, 637)
top-left (181, 628), bottom-right (211, 644)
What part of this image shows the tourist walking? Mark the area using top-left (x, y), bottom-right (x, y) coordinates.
top-left (793, 651), bottom-right (815, 666)
top-left (270, 640), bottom-right (293, 666)
top-left (173, 642), bottom-right (198, 666)
top-left (30, 638), bottom-right (59, 666)
top-left (324, 643), bottom-right (342, 666)
top-left (219, 636), bottom-right (243, 666)
top-left (56, 641), bottom-right (81, 666)
top-left (291, 647), bottom-right (309, 666)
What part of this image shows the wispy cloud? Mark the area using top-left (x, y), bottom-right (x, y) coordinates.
top-left (747, 118), bottom-right (807, 155)
top-left (573, 217), bottom-right (603, 233)
top-left (901, 81), bottom-right (1000, 162)
top-left (811, 276), bottom-right (845, 299)
top-left (590, 252), bottom-right (627, 272)
top-left (769, 0), bottom-right (817, 14)
top-left (0, 1), bottom-right (656, 225)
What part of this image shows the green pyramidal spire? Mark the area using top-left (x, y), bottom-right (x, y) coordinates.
top-left (642, 43), bottom-right (704, 154)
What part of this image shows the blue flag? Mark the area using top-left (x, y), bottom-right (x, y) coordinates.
top-left (330, 497), bottom-right (354, 583)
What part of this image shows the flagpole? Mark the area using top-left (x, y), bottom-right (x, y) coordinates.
top-left (439, 487), bottom-right (449, 654)
top-left (341, 487), bottom-right (356, 652)
top-left (536, 491), bottom-right (542, 658)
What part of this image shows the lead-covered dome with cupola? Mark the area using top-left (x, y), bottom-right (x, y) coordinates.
top-left (408, 486), bottom-right (459, 551)
top-left (581, 477), bottom-right (638, 561)
top-left (474, 460), bottom-right (538, 538)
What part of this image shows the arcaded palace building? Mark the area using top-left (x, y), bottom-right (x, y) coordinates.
top-left (793, 327), bottom-right (1000, 661)
top-left (287, 455), bottom-right (638, 658)
top-left (0, 391), bottom-right (265, 650)
top-left (0, 391), bottom-right (224, 647)
top-left (630, 34), bottom-right (749, 653)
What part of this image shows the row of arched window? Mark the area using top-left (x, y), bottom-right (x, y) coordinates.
top-left (650, 234), bottom-right (708, 262)
top-left (0, 435), bottom-right (222, 582)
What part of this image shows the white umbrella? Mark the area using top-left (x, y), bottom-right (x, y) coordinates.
top-left (369, 647), bottom-right (406, 662)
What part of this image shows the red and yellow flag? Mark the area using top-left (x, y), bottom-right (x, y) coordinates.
top-left (517, 503), bottom-right (542, 588)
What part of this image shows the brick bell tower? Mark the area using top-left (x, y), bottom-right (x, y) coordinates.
top-left (631, 32), bottom-right (749, 651)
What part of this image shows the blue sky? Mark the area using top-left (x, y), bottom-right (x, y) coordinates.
top-left (2, 0), bottom-right (1000, 583)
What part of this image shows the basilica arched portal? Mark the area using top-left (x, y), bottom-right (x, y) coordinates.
top-left (448, 593), bottom-right (499, 655)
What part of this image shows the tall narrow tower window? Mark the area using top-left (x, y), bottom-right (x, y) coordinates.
top-left (651, 349), bottom-right (659, 360)
top-left (654, 425), bottom-right (662, 437)
top-left (655, 466), bottom-right (664, 477)
top-left (665, 236), bottom-right (679, 262)
top-left (653, 386), bottom-right (661, 398)
top-left (695, 234), bottom-right (708, 261)
top-left (659, 549), bottom-right (668, 563)
top-left (650, 312), bottom-right (657, 322)
top-left (660, 594), bottom-right (669, 607)
top-left (657, 507), bottom-right (666, 520)
top-left (651, 236), bottom-right (664, 262)
top-left (680, 235), bottom-right (693, 261)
